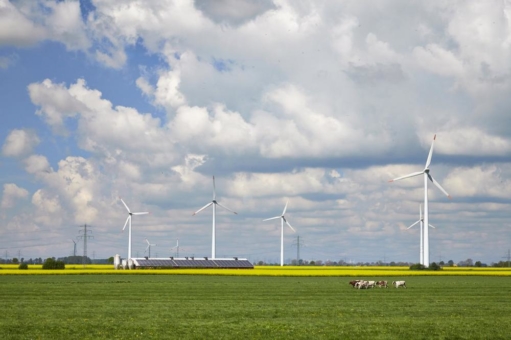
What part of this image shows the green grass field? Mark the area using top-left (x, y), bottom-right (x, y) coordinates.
top-left (1, 275), bottom-right (510, 339)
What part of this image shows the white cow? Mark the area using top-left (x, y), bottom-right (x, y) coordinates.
top-left (365, 280), bottom-right (376, 288)
top-left (392, 280), bottom-right (407, 288)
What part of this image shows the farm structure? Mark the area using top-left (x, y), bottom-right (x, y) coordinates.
top-left (129, 257), bottom-right (254, 269)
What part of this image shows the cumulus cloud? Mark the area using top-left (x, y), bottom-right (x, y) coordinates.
top-left (0, 0), bottom-right (90, 50)
top-left (1, 183), bottom-right (29, 209)
top-left (2, 129), bottom-right (40, 157)
top-left (0, 0), bottom-right (45, 46)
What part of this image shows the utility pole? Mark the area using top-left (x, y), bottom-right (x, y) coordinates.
top-left (77, 224), bottom-right (93, 268)
top-left (502, 249), bottom-right (511, 267)
top-left (291, 235), bottom-right (305, 265)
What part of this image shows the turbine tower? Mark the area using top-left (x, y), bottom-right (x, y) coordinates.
top-left (407, 204), bottom-right (435, 265)
top-left (389, 135), bottom-right (450, 267)
top-left (193, 176), bottom-right (237, 259)
top-left (263, 201), bottom-right (296, 267)
top-left (171, 240), bottom-right (179, 257)
top-left (145, 239), bottom-right (156, 258)
top-left (120, 198), bottom-right (148, 262)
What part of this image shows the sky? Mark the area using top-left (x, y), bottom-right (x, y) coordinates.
top-left (1, 0), bottom-right (511, 264)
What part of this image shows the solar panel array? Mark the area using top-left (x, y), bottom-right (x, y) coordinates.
top-left (133, 258), bottom-right (254, 269)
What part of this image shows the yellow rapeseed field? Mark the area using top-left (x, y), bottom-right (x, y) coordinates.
top-left (1, 264), bottom-right (511, 276)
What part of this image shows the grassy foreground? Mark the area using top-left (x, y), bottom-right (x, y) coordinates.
top-left (1, 275), bottom-right (511, 339)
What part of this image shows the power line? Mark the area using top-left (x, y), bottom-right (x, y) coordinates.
top-left (502, 249), bottom-right (511, 267)
top-left (77, 224), bottom-right (93, 268)
top-left (291, 235), bottom-right (305, 265)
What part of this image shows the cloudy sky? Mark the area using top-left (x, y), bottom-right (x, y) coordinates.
top-left (1, 0), bottom-right (511, 264)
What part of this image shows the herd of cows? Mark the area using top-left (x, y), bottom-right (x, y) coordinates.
top-left (348, 280), bottom-right (407, 289)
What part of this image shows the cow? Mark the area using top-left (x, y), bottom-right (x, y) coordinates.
top-left (365, 280), bottom-right (376, 288)
top-left (392, 280), bottom-right (407, 288)
top-left (376, 280), bottom-right (388, 288)
top-left (349, 280), bottom-right (361, 288)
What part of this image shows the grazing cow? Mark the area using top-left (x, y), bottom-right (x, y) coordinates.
top-left (376, 280), bottom-right (388, 288)
top-left (365, 280), bottom-right (376, 288)
top-left (349, 280), bottom-right (361, 288)
top-left (392, 280), bottom-right (407, 288)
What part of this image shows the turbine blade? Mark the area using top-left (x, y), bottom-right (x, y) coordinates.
top-left (389, 171), bottom-right (424, 182)
top-left (146, 239), bottom-right (150, 245)
top-left (132, 212), bottom-right (149, 215)
top-left (407, 220), bottom-right (420, 229)
top-left (263, 216), bottom-right (281, 221)
top-left (212, 176), bottom-right (216, 200)
top-left (193, 202), bottom-right (213, 215)
top-left (429, 224), bottom-right (436, 229)
top-left (425, 134), bottom-right (436, 169)
top-left (284, 219), bottom-right (296, 232)
top-left (282, 200), bottom-right (289, 215)
top-left (216, 201), bottom-right (237, 214)
top-left (120, 198), bottom-right (131, 213)
top-left (428, 174), bottom-right (451, 198)
top-left (122, 216), bottom-right (131, 231)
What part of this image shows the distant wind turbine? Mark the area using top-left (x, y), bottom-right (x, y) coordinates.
top-left (171, 240), bottom-right (179, 257)
top-left (120, 198), bottom-right (148, 262)
top-left (407, 204), bottom-right (435, 265)
top-left (145, 239), bottom-right (156, 258)
top-left (263, 201), bottom-right (296, 267)
top-left (193, 176), bottom-right (237, 259)
top-left (389, 135), bottom-right (450, 267)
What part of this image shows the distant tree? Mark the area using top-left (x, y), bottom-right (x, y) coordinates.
top-left (42, 258), bottom-right (65, 270)
top-left (309, 260), bottom-right (316, 266)
top-left (429, 262), bottom-right (442, 271)
top-left (474, 261), bottom-right (482, 267)
top-left (108, 257), bottom-right (114, 264)
top-left (439, 261), bottom-right (445, 266)
top-left (18, 263), bottom-right (28, 270)
top-left (409, 263), bottom-right (426, 270)
top-left (12, 258), bottom-right (19, 264)
top-left (257, 261), bottom-right (264, 266)
top-left (447, 260), bottom-right (454, 267)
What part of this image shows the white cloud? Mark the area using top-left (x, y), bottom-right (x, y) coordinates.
top-left (1, 183), bottom-right (29, 209)
top-left (444, 164), bottom-right (511, 199)
top-left (2, 129), bottom-right (40, 157)
top-left (23, 154), bottom-right (51, 174)
top-left (0, 0), bottom-right (45, 46)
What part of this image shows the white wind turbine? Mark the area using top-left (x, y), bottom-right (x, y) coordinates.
top-left (120, 198), bottom-right (148, 262)
top-left (145, 239), bottom-right (156, 258)
top-left (171, 240), bottom-right (179, 257)
top-left (389, 135), bottom-right (450, 267)
top-left (263, 201), bottom-right (296, 267)
top-left (193, 176), bottom-right (237, 259)
top-left (407, 204), bottom-right (435, 265)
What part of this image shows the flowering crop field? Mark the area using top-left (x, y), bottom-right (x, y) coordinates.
top-left (2, 264), bottom-right (511, 276)
top-left (1, 274), bottom-right (511, 339)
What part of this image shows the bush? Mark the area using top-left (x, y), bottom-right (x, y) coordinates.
top-left (42, 258), bottom-right (65, 270)
top-left (409, 263), bottom-right (426, 270)
top-left (409, 262), bottom-right (442, 271)
top-left (18, 263), bottom-right (28, 270)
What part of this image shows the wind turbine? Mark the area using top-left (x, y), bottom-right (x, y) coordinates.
top-left (171, 240), bottom-right (179, 257)
top-left (263, 201), bottom-right (296, 267)
top-left (120, 198), bottom-right (148, 262)
top-left (389, 135), bottom-right (450, 267)
top-left (145, 239), bottom-right (156, 258)
top-left (407, 204), bottom-right (435, 265)
top-left (193, 176), bottom-right (237, 259)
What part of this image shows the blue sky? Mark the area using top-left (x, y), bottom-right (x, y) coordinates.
top-left (1, 0), bottom-right (511, 264)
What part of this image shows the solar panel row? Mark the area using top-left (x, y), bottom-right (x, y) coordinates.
top-left (134, 259), bottom-right (254, 269)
